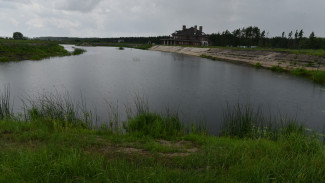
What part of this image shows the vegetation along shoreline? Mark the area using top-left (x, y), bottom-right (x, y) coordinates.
top-left (150, 45), bottom-right (325, 85)
top-left (0, 39), bottom-right (86, 62)
top-left (0, 89), bottom-right (325, 182)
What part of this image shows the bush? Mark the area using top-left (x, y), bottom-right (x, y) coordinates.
top-left (125, 112), bottom-right (183, 139)
top-left (291, 67), bottom-right (309, 76)
top-left (254, 62), bottom-right (262, 68)
top-left (271, 65), bottom-right (285, 72)
top-left (72, 48), bottom-right (86, 55)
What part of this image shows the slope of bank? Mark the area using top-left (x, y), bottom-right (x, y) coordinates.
top-left (150, 46), bottom-right (325, 71)
top-left (0, 40), bottom-right (85, 62)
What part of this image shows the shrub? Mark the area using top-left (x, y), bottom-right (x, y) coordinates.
top-left (125, 112), bottom-right (183, 139)
top-left (254, 62), bottom-right (262, 68)
top-left (270, 65), bottom-right (284, 72)
top-left (291, 67), bottom-right (309, 76)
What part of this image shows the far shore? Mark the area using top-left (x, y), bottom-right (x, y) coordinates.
top-left (150, 45), bottom-right (325, 71)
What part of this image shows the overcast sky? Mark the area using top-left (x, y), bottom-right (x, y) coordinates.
top-left (0, 0), bottom-right (324, 38)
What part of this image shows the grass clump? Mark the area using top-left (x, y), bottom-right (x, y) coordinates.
top-left (270, 65), bottom-right (285, 72)
top-left (125, 112), bottom-right (183, 139)
top-left (72, 48), bottom-right (86, 55)
top-left (221, 104), bottom-right (305, 140)
top-left (291, 67), bottom-right (309, 76)
top-left (311, 70), bottom-right (325, 84)
top-left (289, 68), bottom-right (325, 84)
top-left (254, 62), bottom-right (262, 68)
top-left (200, 54), bottom-right (217, 60)
top-left (0, 87), bottom-right (12, 120)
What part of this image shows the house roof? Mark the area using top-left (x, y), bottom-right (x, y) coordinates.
top-left (172, 27), bottom-right (206, 36)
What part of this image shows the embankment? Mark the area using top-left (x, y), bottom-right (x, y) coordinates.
top-left (150, 45), bottom-right (325, 71)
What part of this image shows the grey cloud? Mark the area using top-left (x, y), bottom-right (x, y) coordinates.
top-left (54, 0), bottom-right (102, 13)
top-left (1, 0), bottom-right (325, 37)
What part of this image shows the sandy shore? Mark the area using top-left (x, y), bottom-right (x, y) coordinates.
top-left (150, 46), bottom-right (325, 71)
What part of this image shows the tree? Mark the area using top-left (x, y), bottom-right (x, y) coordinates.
top-left (309, 32), bottom-right (315, 40)
top-left (13, 32), bottom-right (24, 40)
top-left (288, 31), bottom-right (293, 39)
top-left (298, 29), bottom-right (304, 39)
top-left (294, 30), bottom-right (298, 40)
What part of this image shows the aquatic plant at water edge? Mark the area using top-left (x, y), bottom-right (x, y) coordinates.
top-left (0, 87), bottom-right (12, 120)
top-left (221, 103), bottom-right (305, 140)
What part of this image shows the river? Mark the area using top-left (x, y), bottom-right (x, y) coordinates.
top-left (0, 45), bottom-right (324, 133)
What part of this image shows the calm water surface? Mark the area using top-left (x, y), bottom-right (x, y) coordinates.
top-left (0, 45), bottom-right (324, 133)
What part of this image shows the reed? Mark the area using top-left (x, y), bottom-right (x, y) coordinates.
top-left (0, 87), bottom-right (12, 120)
top-left (21, 91), bottom-right (95, 128)
top-left (221, 103), bottom-right (305, 140)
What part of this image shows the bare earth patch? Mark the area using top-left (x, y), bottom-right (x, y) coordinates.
top-left (86, 138), bottom-right (199, 158)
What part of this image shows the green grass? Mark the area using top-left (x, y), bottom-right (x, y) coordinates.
top-left (200, 54), bottom-right (217, 60)
top-left (1, 115), bottom-right (325, 182)
top-left (0, 39), bottom-right (85, 62)
top-left (1, 90), bottom-right (325, 182)
top-left (72, 48), bottom-right (86, 55)
top-left (254, 62), bottom-right (262, 68)
top-left (290, 68), bottom-right (325, 84)
top-left (270, 65), bottom-right (285, 72)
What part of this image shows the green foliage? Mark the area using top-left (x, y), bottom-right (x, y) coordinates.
top-left (72, 48), bottom-right (86, 55)
top-left (208, 26), bottom-right (325, 51)
top-left (311, 70), bottom-right (325, 84)
top-left (200, 54), bottom-right (217, 60)
top-left (13, 32), bottom-right (24, 40)
top-left (270, 65), bottom-right (285, 72)
top-left (0, 56), bottom-right (8, 62)
top-left (125, 112), bottom-right (183, 139)
top-left (221, 103), bottom-right (304, 140)
top-left (254, 62), bottom-right (262, 68)
top-left (291, 67), bottom-right (309, 76)
top-left (22, 92), bottom-right (94, 129)
top-left (0, 87), bottom-right (12, 120)
top-left (0, 39), bottom-right (70, 62)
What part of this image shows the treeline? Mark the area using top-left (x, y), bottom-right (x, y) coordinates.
top-left (37, 36), bottom-right (169, 45)
top-left (209, 26), bottom-right (325, 49)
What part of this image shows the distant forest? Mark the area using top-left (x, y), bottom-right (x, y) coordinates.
top-left (34, 26), bottom-right (325, 50)
top-left (209, 26), bottom-right (325, 49)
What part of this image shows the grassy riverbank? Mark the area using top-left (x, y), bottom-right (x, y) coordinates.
top-left (0, 91), bottom-right (324, 182)
top-left (0, 39), bottom-right (85, 62)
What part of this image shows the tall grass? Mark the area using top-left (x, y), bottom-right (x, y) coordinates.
top-left (0, 87), bottom-right (12, 120)
top-left (290, 68), bottom-right (325, 84)
top-left (21, 91), bottom-right (96, 128)
top-left (221, 103), bottom-right (305, 140)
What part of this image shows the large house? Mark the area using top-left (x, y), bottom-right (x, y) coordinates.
top-left (162, 25), bottom-right (209, 46)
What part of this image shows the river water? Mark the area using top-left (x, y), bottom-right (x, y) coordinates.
top-left (0, 45), bottom-right (324, 133)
